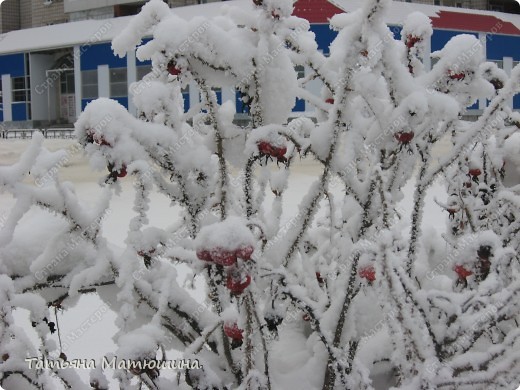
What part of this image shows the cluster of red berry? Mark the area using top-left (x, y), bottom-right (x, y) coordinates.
top-left (405, 35), bottom-right (422, 49)
top-left (197, 245), bottom-right (254, 295)
top-left (85, 128), bottom-right (127, 180)
top-left (454, 245), bottom-right (492, 288)
top-left (359, 265), bottom-right (376, 283)
top-left (257, 141), bottom-right (287, 165)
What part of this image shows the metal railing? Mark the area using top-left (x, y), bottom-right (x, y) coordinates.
top-left (1, 128), bottom-right (75, 139)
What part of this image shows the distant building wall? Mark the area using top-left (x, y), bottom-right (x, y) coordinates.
top-left (29, 0), bottom-right (68, 27)
top-left (0, 0), bottom-right (20, 33)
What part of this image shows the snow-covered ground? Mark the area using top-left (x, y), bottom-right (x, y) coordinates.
top-left (0, 138), bottom-right (449, 388)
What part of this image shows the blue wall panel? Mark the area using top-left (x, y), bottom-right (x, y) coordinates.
top-left (0, 53), bottom-right (25, 77)
top-left (514, 94), bottom-right (520, 110)
top-left (11, 103), bottom-right (27, 121)
top-left (236, 92), bottom-right (249, 114)
top-left (112, 97), bottom-right (128, 109)
top-left (310, 24), bottom-right (337, 54)
top-left (0, 106), bottom-right (3, 121)
top-left (431, 30), bottom-right (478, 52)
top-left (293, 98), bottom-right (305, 112)
top-left (80, 43), bottom-right (126, 71)
top-left (82, 99), bottom-right (94, 111)
top-left (486, 34), bottom-right (520, 61)
top-left (183, 93), bottom-right (189, 112)
top-left (388, 25), bottom-right (402, 40)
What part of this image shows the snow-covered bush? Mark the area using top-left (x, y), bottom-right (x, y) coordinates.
top-left (1, 0), bottom-right (519, 389)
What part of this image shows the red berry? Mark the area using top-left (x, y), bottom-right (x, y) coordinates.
top-left (448, 71), bottom-right (465, 80)
top-left (302, 314), bottom-right (311, 322)
top-left (224, 322), bottom-right (243, 340)
top-left (196, 249), bottom-right (213, 262)
top-left (325, 98), bottom-right (334, 105)
top-left (211, 248), bottom-right (237, 266)
top-left (226, 271), bottom-right (251, 295)
top-left (316, 272), bottom-right (324, 284)
top-left (258, 141), bottom-right (275, 156)
top-left (359, 266), bottom-right (376, 282)
top-left (395, 131), bottom-right (414, 144)
top-left (167, 61), bottom-right (181, 76)
top-left (469, 168), bottom-right (481, 177)
top-left (94, 134), bottom-right (111, 147)
top-left (117, 164), bottom-right (127, 178)
top-left (454, 265), bottom-right (473, 279)
top-left (272, 146), bottom-right (287, 159)
top-left (406, 35), bottom-right (421, 49)
top-left (235, 245), bottom-right (254, 260)
top-left (107, 162), bottom-right (127, 178)
top-left (138, 249), bottom-right (155, 257)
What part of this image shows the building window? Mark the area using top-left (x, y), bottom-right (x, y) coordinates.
top-left (82, 70), bottom-right (98, 99)
top-left (434, 0), bottom-right (441, 5)
top-left (0, 83), bottom-right (2, 105)
top-left (12, 76), bottom-right (30, 102)
top-left (60, 71), bottom-right (75, 94)
top-left (295, 65), bottom-right (305, 79)
top-left (137, 65), bottom-right (152, 81)
top-left (491, 60), bottom-right (503, 69)
top-left (110, 67), bottom-right (128, 97)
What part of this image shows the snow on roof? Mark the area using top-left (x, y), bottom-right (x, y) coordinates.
top-left (0, 0), bottom-right (250, 55)
top-left (331, 0), bottom-right (520, 34)
top-left (0, 0), bottom-right (519, 56)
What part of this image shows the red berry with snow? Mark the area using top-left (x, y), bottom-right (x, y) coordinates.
top-left (448, 71), bottom-right (465, 80)
top-left (454, 265), bottom-right (473, 279)
top-left (258, 141), bottom-right (275, 156)
top-left (395, 131), bottom-right (414, 144)
top-left (211, 248), bottom-right (237, 266)
top-left (236, 245), bottom-right (254, 260)
top-left (167, 61), bottom-right (182, 76)
top-left (224, 322), bottom-right (243, 341)
top-left (405, 35), bottom-right (421, 49)
top-left (117, 164), bottom-right (127, 178)
top-left (326, 98), bottom-right (334, 105)
top-left (226, 270), bottom-right (251, 295)
top-left (196, 249), bottom-right (213, 262)
top-left (359, 266), bottom-right (376, 282)
top-left (469, 168), bottom-right (481, 177)
top-left (257, 141), bottom-right (287, 161)
top-left (107, 163), bottom-right (127, 178)
top-left (94, 134), bottom-right (111, 147)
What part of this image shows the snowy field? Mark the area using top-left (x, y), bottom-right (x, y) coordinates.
top-left (0, 137), bottom-right (450, 388)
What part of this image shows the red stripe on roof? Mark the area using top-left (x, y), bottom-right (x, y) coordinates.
top-left (430, 11), bottom-right (520, 35)
top-left (293, 0), bottom-right (344, 24)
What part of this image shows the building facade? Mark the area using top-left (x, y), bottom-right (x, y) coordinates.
top-left (0, 0), bottom-right (518, 128)
top-left (0, 0), bottom-right (223, 33)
